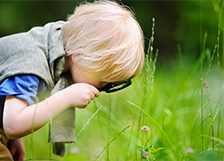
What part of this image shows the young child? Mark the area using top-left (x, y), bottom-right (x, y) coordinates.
top-left (0, 0), bottom-right (144, 160)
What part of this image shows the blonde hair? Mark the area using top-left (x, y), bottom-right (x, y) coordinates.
top-left (61, 0), bottom-right (144, 82)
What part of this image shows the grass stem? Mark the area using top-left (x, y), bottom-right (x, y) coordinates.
top-left (94, 125), bottom-right (131, 161)
top-left (61, 106), bottom-right (102, 161)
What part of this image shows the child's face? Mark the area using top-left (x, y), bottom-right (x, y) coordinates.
top-left (70, 68), bottom-right (107, 89)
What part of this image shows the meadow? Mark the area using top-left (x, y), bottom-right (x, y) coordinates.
top-left (21, 1), bottom-right (224, 161)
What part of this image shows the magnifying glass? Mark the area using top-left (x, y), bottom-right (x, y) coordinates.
top-left (98, 79), bottom-right (132, 93)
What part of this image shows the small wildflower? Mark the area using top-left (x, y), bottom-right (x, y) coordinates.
top-left (185, 148), bottom-right (194, 154)
top-left (141, 126), bottom-right (150, 131)
top-left (139, 151), bottom-right (149, 158)
top-left (204, 80), bottom-right (207, 86)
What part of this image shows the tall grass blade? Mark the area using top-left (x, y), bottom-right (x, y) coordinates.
top-left (94, 125), bottom-right (131, 161)
top-left (217, 3), bottom-right (222, 67)
top-left (106, 97), bottom-right (112, 161)
top-left (94, 101), bottom-right (106, 143)
top-left (209, 137), bottom-right (224, 146)
top-left (216, 1), bottom-right (224, 158)
top-left (206, 45), bottom-right (217, 76)
top-left (61, 106), bottom-right (102, 161)
top-left (200, 30), bottom-right (207, 152)
top-left (76, 106), bottom-right (102, 139)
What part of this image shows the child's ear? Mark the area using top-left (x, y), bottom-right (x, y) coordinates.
top-left (71, 53), bottom-right (82, 62)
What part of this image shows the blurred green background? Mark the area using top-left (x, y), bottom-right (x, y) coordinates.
top-left (0, 0), bottom-right (223, 65)
top-left (1, 0), bottom-right (224, 160)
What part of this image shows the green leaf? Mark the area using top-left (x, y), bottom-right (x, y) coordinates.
top-left (144, 147), bottom-right (149, 152)
top-left (138, 146), bottom-right (143, 152)
top-left (148, 147), bottom-right (156, 153)
top-left (210, 137), bottom-right (224, 146)
top-left (148, 147), bottom-right (165, 154)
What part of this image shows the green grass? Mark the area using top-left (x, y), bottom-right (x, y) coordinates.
top-left (23, 1), bottom-right (224, 160)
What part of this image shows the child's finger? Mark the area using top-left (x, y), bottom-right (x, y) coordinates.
top-left (90, 86), bottom-right (100, 97)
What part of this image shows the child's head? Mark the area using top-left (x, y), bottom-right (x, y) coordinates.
top-left (61, 0), bottom-right (144, 83)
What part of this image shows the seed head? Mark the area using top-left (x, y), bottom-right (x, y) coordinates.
top-left (209, 96), bottom-right (212, 103)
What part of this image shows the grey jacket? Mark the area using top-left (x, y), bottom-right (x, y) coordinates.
top-left (0, 21), bottom-right (76, 155)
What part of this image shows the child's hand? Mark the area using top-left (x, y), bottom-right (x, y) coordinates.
top-left (8, 138), bottom-right (25, 160)
top-left (64, 83), bottom-right (100, 108)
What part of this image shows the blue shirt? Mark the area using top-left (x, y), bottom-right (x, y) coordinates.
top-left (0, 75), bottom-right (46, 105)
top-left (0, 75), bottom-right (46, 128)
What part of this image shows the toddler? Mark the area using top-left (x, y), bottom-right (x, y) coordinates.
top-left (0, 0), bottom-right (144, 160)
